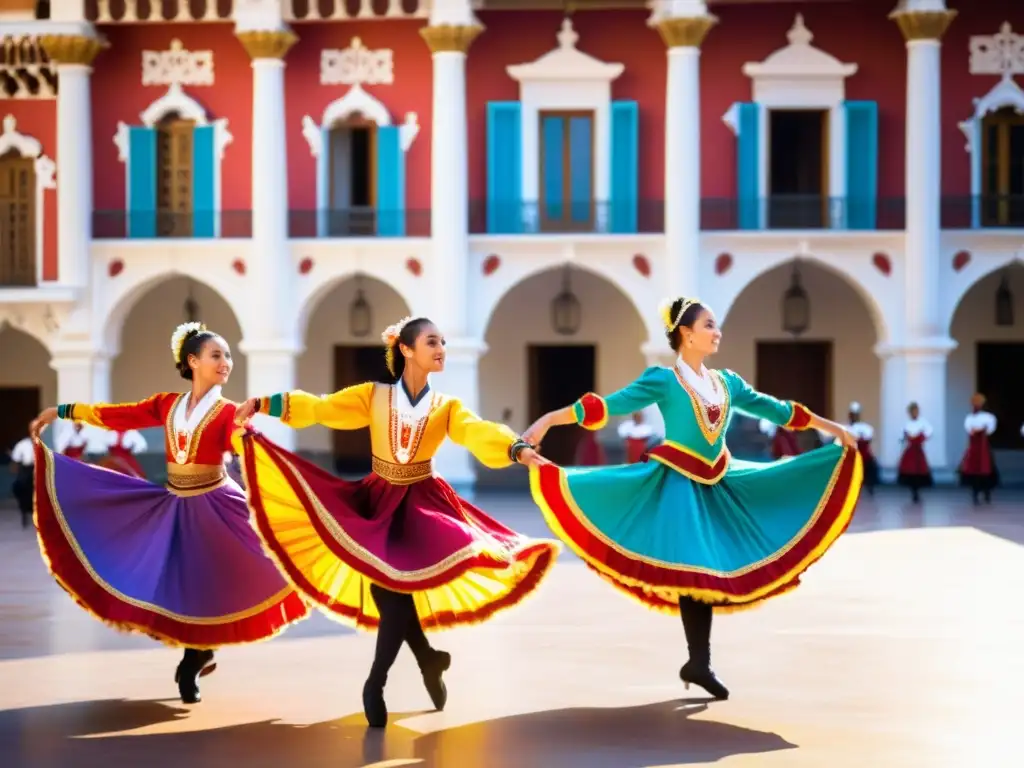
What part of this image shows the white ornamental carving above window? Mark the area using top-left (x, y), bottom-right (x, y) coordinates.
top-left (320, 37), bottom-right (394, 87)
top-left (141, 38), bottom-right (214, 87)
top-left (969, 22), bottom-right (1024, 77)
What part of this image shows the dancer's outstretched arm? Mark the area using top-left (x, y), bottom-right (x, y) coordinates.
top-left (31, 395), bottom-right (171, 437)
top-left (236, 382), bottom-right (373, 430)
top-left (447, 399), bottom-right (550, 469)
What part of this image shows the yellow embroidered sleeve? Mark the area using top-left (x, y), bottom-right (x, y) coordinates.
top-left (261, 382), bottom-right (373, 430)
top-left (446, 398), bottom-right (517, 470)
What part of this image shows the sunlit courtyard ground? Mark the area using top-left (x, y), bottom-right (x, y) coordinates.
top-left (1, 488), bottom-right (1021, 767)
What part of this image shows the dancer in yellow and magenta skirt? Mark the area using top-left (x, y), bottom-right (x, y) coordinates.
top-left (233, 316), bottom-right (560, 728)
top-left (524, 297), bottom-right (863, 700)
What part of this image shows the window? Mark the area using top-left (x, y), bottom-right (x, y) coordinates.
top-left (156, 115), bottom-right (194, 238)
top-left (539, 110), bottom-right (594, 232)
top-left (981, 107), bottom-right (1024, 227)
top-left (768, 109), bottom-right (828, 229)
top-left (0, 152), bottom-right (35, 286)
top-left (327, 117), bottom-right (376, 236)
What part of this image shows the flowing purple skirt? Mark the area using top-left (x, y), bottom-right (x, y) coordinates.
top-left (33, 442), bottom-right (309, 648)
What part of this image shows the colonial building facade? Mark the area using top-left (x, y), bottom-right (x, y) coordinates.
top-left (0, 0), bottom-right (1022, 488)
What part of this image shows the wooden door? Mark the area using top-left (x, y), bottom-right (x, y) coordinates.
top-left (756, 341), bottom-right (832, 450)
top-left (528, 344), bottom-right (596, 466)
top-left (0, 154), bottom-right (36, 286)
top-left (976, 342), bottom-right (1024, 449)
top-left (332, 345), bottom-right (391, 474)
top-left (156, 118), bottom-right (194, 237)
top-left (1, 387), bottom-right (39, 465)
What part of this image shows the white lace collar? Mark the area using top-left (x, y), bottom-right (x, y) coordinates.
top-left (173, 385), bottom-right (223, 433)
top-left (675, 358), bottom-right (724, 405)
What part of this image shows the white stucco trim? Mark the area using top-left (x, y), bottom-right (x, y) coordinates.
top-left (739, 14), bottom-right (857, 229)
top-left (506, 18), bottom-right (624, 226)
top-left (300, 83), bottom-right (419, 236)
top-left (0, 114), bottom-right (56, 285)
top-left (111, 83), bottom-right (232, 238)
top-left (958, 74), bottom-right (1024, 227)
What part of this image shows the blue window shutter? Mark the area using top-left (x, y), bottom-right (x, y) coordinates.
top-left (844, 100), bottom-right (878, 230)
top-left (568, 116), bottom-right (592, 225)
top-left (736, 102), bottom-right (759, 230)
top-left (192, 125), bottom-right (215, 237)
top-left (542, 115), bottom-right (565, 222)
top-left (375, 125), bottom-right (404, 236)
top-left (486, 101), bottom-right (522, 234)
top-left (127, 127), bottom-right (156, 238)
top-left (610, 100), bottom-right (639, 233)
top-left (318, 125), bottom-right (330, 236)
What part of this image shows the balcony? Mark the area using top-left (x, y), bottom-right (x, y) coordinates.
top-left (468, 200), bottom-right (665, 236)
top-left (940, 195), bottom-right (1024, 229)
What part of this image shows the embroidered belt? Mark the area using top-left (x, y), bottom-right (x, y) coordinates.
top-left (166, 463), bottom-right (228, 496)
top-left (372, 456), bottom-right (434, 486)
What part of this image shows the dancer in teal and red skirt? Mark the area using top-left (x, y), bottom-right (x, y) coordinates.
top-left (525, 296), bottom-right (863, 700)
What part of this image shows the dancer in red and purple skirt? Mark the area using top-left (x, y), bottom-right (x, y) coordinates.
top-left (958, 393), bottom-right (998, 505)
top-left (896, 401), bottom-right (933, 504)
top-left (233, 316), bottom-right (561, 729)
top-left (29, 322), bottom-right (309, 704)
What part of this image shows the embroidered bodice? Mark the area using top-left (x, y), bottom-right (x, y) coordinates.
top-left (60, 390), bottom-right (237, 465)
top-left (848, 421), bottom-right (874, 442)
top-left (903, 418), bottom-right (932, 440)
top-left (964, 410), bottom-right (996, 436)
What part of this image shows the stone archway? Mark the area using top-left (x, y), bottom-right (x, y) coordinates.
top-left (481, 265), bottom-right (648, 469)
top-left (0, 323), bottom-right (54, 455)
top-left (110, 275), bottom-right (247, 403)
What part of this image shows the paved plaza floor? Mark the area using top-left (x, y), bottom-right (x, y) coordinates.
top-left (0, 488), bottom-right (1021, 767)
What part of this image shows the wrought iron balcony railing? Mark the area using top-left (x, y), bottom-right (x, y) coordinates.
top-left (467, 200), bottom-right (665, 236)
top-left (940, 195), bottom-right (1024, 229)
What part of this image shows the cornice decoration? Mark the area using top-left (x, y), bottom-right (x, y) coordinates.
top-left (141, 38), bottom-right (214, 87)
top-left (0, 114), bottom-right (56, 189)
top-left (321, 37), bottom-right (393, 86)
top-left (507, 17), bottom-right (623, 83)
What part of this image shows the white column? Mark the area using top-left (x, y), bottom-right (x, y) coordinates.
top-left (432, 340), bottom-right (486, 498)
top-left (40, 33), bottom-right (105, 287)
top-left (654, 6), bottom-right (716, 298)
top-left (238, 341), bottom-right (299, 450)
top-left (50, 350), bottom-right (111, 450)
top-left (421, 12), bottom-right (482, 337)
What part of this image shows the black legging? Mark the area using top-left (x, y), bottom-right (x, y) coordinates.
top-left (678, 595), bottom-right (713, 665)
top-left (366, 583), bottom-right (432, 687)
top-left (12, 466), bottom-right (33, 529)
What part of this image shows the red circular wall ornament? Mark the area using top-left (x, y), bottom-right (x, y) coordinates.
top-left (231, 258), bottom-right (246, 276)
top-left (952, 250), bottom-right (971, 272)
top-left (632, 253), bottom-right (651, 277)
top-left (405, 257), bottom-right (422, 276)
top-left (482, 254), bottom-right (501, 276)
top-left (714, 253), bottom-right (733, 275)
top-left (298, 256), bottom-right (314, 275)
top-left (871, 252), bottom-right (892, 276)
top-left (108, 259), bottom-right (124, 278)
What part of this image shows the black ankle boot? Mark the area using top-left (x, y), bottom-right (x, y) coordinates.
top-left (175, 649), bottom-right (215, 704)
top-left (362, 680), bottom-right (388, 728)
top-left (678, 597), bottom-right (729, 700)
top-left (680, 659), bottom-right (730, 700)
top-left (418, 649), bottom-right (451, 711)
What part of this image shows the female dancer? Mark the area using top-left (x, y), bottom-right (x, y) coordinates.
top-left (98, 428), bottom-right (148, 477)
top-left (896, 401), bottom-right (933, 504)
top-left (30, 322), bottom-right (309, 704)
top-left (55, 420), bottom-right (90, 460)
top-left (524, 297), bottom-right (861, 700)
top-left (234, 316), bottom-right (560, 728)
top-left (847, 402), bottom-right (879, 496)
top-left (959, 393), bottom-right (998, 505)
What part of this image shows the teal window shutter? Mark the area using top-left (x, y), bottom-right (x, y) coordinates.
top-left (486, 101), bottom-right (522, 234)
top-left (192, 125), bottom-right (215, 237)
top-left (568, 115), bottom-right (592, 225)
top-left (375, 125), bottom-right (404, 236)
top-left (610, 100), bottom-right (639, 233)
top-left (542, 115), bottom-right (565, 223)
top-left (843, 101), bottom-right (878, 230)
top-left (736, 102), bottom-right (759, 230)
top-left (127, 127), bottom-right (156, 238)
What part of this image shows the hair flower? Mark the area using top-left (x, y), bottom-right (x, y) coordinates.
top-left (170, 321), bottom-right (206, 365)
top-left (380, 316), bottom-right (414, 346)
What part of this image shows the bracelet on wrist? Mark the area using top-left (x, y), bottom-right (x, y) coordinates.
top-left (509, 439), bottom-right (532, 463)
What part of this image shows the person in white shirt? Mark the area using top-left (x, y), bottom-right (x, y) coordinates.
top-left (847, 402), bottom-right (878, 496)
top-left (99, 429), bottom-right (148, 478)
top-left (896, 402), bottom-right (933, 504)
top-left (758, 418), bottom-right (800, 459)
top-left (9, 428), bottom-right (34, 528)
top-left (54, 421), bottom-right (91, 460)
top-left (617, 411), bottom-right (655, 463)
top-left (958, 392), bottom-right (998, 505)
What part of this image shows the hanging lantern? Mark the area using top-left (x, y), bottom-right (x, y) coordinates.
top-left (995, 274), bottom-right (1014, 327)
top-left (183, 283), bottom-right (200, 323)
top-left (781, 264), bottom-right (810, 336)
top-left (349, 285), bottom-right (372, 338)
top-left (551, 266), bottom-right (581, 336)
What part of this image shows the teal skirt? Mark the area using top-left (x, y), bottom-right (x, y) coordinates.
top-left (530, 443), bottom-right (862, 614)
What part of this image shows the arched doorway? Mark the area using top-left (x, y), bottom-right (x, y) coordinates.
top-left (326, 114), bottom-right (377, 236)
top-left (979, 107), bottom-right (1024, 228)
top-left (718, 259), bottom-right (880, 454)
top-left (111, 276), bottom-right (246, 403)
top-left (482, 266), bottom-right (646, 468)
top-left (0, 149), bottom-right (37, 286)
top-left (156, 113), bottom-right (195, 238)
top-left (948, 263), bottom-right (1024, 466)
top-left (298, 275), bottom-right (410, 474)
top-left (0, 323), bottom-right (53, 463)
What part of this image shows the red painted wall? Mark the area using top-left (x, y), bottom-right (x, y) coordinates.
top-left (940, 2), bottom-right (1024, 197)
top-left (3, 101), bottom-right (57, 280)
top-left (284, 20), bottom-right (434, 218)
top-left (91, 24), bottom-right (254, 213)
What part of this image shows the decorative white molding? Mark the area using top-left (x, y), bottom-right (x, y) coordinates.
top-left (728, 14), bottom-right (857, 228)
top-left (301, 84), bottom-right (419, 156)
top-left (141, 38), bottom-right (214, 87)
top-left (0, 114), bottom-right (56, 285)
top-left (505, 18), bottom-right (624, 219)
top-left (969, 21), bottom-right (1024, 77)
top-left (320, 37), bottom-right (393, 86)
